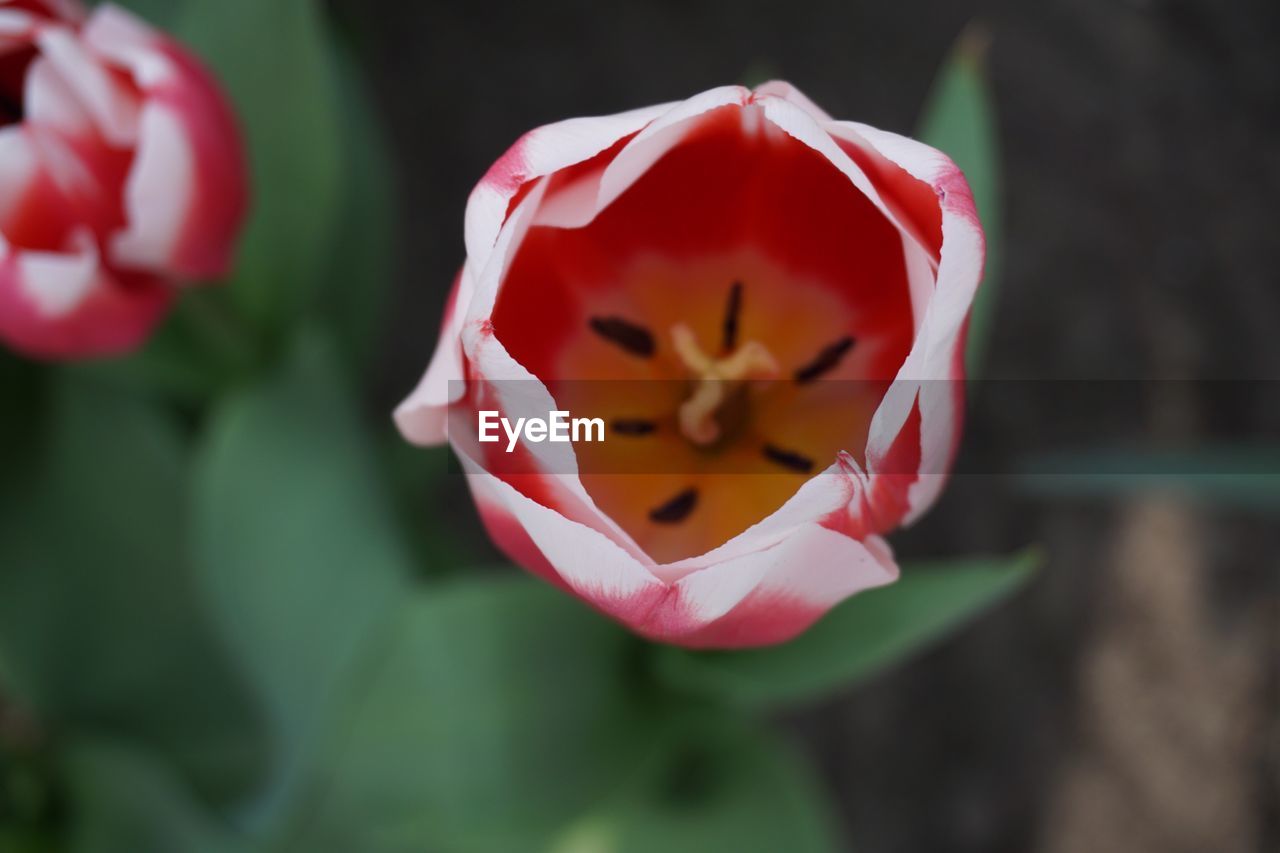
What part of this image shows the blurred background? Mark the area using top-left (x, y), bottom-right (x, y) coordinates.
top-left (333, 0), bottom-right (1278, 850)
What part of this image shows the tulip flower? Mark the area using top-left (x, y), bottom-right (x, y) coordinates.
top-left (397, 83), bottom-right (984, 647)
top-left (0, 1), bottom-right (246, 359)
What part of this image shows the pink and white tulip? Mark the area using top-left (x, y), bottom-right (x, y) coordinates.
top-left (0, 0), bottom-right (246, 359)
top-left (397, 82), bottom-right (984, 648)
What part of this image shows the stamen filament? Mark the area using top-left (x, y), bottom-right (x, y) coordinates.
top-left (671, 323), bottom-right (779, 446)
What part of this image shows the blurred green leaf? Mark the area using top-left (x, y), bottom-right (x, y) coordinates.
top-left (551, 720), bottom-right (840, 853)
top-left (0, 378), bottom-right (265, 806)
top-left (0, 740), bottom-right (59, 853)
top-left (106, 0), bottom-right (185, 28)
top-left (655, 551), bottom-right (1039, 709)
top-left (918, 26), bottom-right (1001, 377)
top-left (74, 290), bottom-right (258, 406)
top-left (176, 0), bottom-right (344, 340)
top-left (63, 739), bottom-right (243, 853)
top-left (380, 440), bottom-right (489, 578)
top-left (316, 45), bottom-right (397, 371)
top-left (0, 829), bottom-right (57, 853)
top-left (283, 576), bottom-right (656, 853)
top-left (0, 354), bottom-right (44, 480)
top-left (1016, 446), bottom-right (1280, 512)
top-left (0, 823), bottom-right (59, 853)
top-left (191, 332), bottom-right (414, 830)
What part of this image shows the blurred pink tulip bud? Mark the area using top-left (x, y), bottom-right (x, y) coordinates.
top-left (0, 1), bottom-right (246, 359)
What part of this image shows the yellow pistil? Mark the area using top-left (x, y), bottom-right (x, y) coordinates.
top-left (670, 323), bottom-right (779, 446)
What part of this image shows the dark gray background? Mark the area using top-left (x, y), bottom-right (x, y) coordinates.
top-left (331, 1), bottom-right (1279, 850)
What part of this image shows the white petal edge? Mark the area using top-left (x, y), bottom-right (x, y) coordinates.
top-left (12, 227), bottom-right (102, 318)
top-left (0, 126), bottom-right (39, 222)
top-left (463, 100), bottom-right (676, 275)
top-left (35, 23), bottom-right (140, 147)
top-left (834, 122), bottom-right (985, 523)
top-left (82, 5), bottom-right (176, 90)
top-left (672, 525), bottom-right (897, 628)
top-left (462, 453), bottom-right (896, 640)
top-left (110, 101), bottom-right (194, 271)
top-left (22, 53), bottom-right (95, 139)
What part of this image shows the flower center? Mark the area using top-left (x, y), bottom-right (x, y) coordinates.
top-left (669, 321), bottom-right (779, 447)
top-left (498, 246), bottom-right (907, 564)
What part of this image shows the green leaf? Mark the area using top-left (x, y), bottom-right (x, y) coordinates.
top-left (315, 45), bottom-right (397, 371)
top-left (655, 550), bottom-right (1040, 709)
top-left (176, 0), bottom-right (344, 339)
top-left (1016, 446), bottom-right (1280, 512)
top-left (918, 26), bottom-right (1001, 377)
top-left (283, 577), bottom-right (656, 853)
top-left (0, 378), bottom-right (266, 806)
top-left (0, 828), bottom-right (58, 853)
top-left (190, 332), bottom-right (414, 830)
top-left (0, 353), bottom-right (44, 480)
top-left (104, 0), bottom-right (185, 29)
top-left (63, 739), bottom-right (244, 853)
top-left (74, 289), bottom-right (259, 406)
top-left (551, 720), bottom-right (840, 853)
top-left (380, 441), bottom-right (487, 579)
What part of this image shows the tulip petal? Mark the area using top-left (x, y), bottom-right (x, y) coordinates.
top-left (656, 454), bottom-right (871, 581)
top-left (8, 1), bottom-right (86, 25)
top-left (755, 93), bottom-right (937, 269)
top-left (528, 87), bottom-right (768, 235)
top-left (751, 79), bottom-right (834, 121)
top-left (464, 453), bottom-right (896, 648)
top-left (757, 89), bottom-right (943, 347)
top-left (458, 322), bottom-right (656, 566)
top-left (594, 85), bottom-right (749, 215)
top-left (86, 5), bottom-right (247, 278)
top-left (667, 526), bottom-right (897, 648)
top-left (396, 172), bottom-right (557, 447)
top-left (0, 2), bottom-right (81, 46)
top-left (0, 229), bottom-right (170, 359)
top-left (35, 23), bottom-right (140, 147)
top-left (464, 100), bottom-right (674, 274)
top-left (109, 99), bottom-right (191, 268)
top-left (462, 455), bottom-right (666, 608)
top-left (12, 226), bottom-right (97, 314)
top-left (839, 123), bottom-right (984, 523)
top-left (393, 267), bottom-right (472, 445)
top-left (0, 126), bottom-right (167, 358)
top-left (0, 125), bottom-right (40, 223)
top-left (23, 51), bottom-right (96, 139)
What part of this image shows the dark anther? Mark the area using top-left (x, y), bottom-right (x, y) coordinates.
top-left (762, 444), bottom-right (815, 473)
top-left (0, 47), bottom-right (34, 126)
top-left (794, 336), bottom-right (856, 383)
top-left (0, 94), bottom-right (22, 124)
top-left (649, 488), bottom-right (698, 524)
top-left (612, 419), bottom-right (657, 436)
top-left (589, 316), bottom-right (655, 357)
top-left (722, 280), bottom-right (743, 352)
